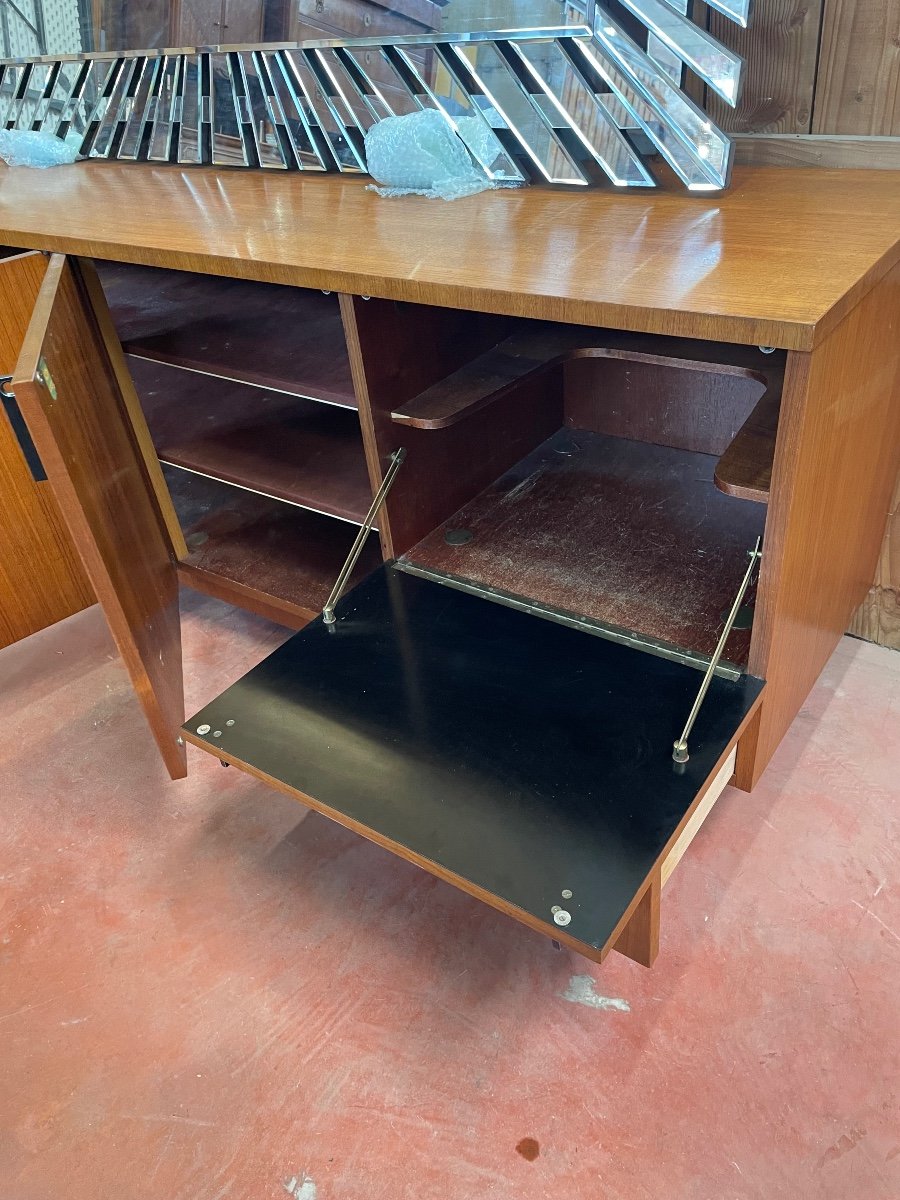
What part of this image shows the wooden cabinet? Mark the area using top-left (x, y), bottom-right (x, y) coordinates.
top-left (2, 164), bottom-right (898, 968)
top-left (0, 252), bottom-right (93, 648)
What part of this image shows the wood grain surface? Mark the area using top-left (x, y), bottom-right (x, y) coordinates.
top-left (129, 358), bottom-right (372, 524)
top-left (741, 260), bottom-right (900, 787)
top-left (97, 261), bottom-right (356, 407)
top-left (164, 466), bottom-right (382, 627)
top-left (1, 163), bottom-right (900, 349)
top-left (13, 256), bottom-right (186, 779)
top-left (0, 252), bottom-right (93, 649)
top-left (848, 469), bottom-right (900, 648)
top-left (706, 0), bottom-right (824, 133)
top-left (813, 0), bottom-right (900, 136)
top-left (405, 430), bottom-right (766, 667)
top-left (714, 384), bottom-right (783, 503)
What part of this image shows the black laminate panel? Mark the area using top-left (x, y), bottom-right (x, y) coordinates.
top-left (186, 567), bottom-right (763, 953)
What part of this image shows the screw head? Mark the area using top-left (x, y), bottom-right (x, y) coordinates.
top-left (196, 724), bottom-right (211, 735)
top-left (551, 904), bottom-right (561, 914)
top-left (226, 719), bottom-right (235, 727)
top-left (553, 910), bottom-right (571, 927)
top-left (561, 889), bottom-right (573, 899)
top-left (212, 730), bottom-right (222, 738)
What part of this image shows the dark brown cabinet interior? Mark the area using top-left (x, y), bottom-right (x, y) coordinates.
top-left (95, 260), bottom-right (784, 667)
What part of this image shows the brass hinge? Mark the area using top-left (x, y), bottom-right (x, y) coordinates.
top-left (36, 357), bottom-right (58, 400)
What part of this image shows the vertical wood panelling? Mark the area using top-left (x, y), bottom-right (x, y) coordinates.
top-left (706, 0), bottom-right (824, 133)
top-left (849, 472), bottom-right (900, 648)
top-left (812, 0), bottom-right (900, 135)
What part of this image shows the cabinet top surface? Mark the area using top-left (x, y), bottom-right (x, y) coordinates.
top-left (2, 161), bottom-right (899, 349)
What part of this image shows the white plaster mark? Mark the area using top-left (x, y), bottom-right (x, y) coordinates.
top-left (284, 1173), bottom-right (317, 1200)
top-left (850, 901), bottom-right (900, 946)
top-left (561, 975), bottom-right (630, 1012)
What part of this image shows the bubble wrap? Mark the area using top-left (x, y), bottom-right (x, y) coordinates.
top-left (364, 109), bottom-right (507, 201)
top-left (0, 130), bottom-right (80, 168)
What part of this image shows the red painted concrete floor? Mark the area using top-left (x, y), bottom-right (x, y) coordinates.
top-left (1, 592), bottom-right (898, 1200)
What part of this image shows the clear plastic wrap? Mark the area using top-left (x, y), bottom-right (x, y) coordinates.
top-left (0, 130), bottom-right (80, 168)
top-left (364, 109), bottom-right (513, 201)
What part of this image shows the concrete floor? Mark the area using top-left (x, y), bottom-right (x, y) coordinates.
top-left (1, 591), bottom-right (898, 1200)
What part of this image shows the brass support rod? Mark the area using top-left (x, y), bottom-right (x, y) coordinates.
top-left (672, 537), bottom-right (762, 763)
top-left (322, 447), bottom-right (406, 625)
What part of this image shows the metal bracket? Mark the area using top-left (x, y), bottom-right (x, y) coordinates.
top-left (322, 448), bottom-right (406, 625)
top-left (672, 537), bottom-right (762, 763)
top-left (0, 374), bottom-right (47, 482)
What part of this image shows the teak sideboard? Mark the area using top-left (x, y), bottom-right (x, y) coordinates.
top-left (1, 163), bottom-right (899, 969)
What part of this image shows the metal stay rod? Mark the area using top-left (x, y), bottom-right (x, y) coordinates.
top-left (322, 447), bottom-right (406, 625)
top-left (672, 536), bottom-right (762, 763)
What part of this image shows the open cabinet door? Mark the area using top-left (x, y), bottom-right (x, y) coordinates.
top-left (12, 255), bottom-right (186, 779)
top-left (0, 251), bottom-right (94, 647)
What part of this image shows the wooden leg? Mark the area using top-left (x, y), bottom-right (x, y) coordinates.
top-left (613, 871), bottom-right (661, 967)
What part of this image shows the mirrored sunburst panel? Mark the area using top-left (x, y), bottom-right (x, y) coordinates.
top-left (0, 1), bottom-right (748, 191)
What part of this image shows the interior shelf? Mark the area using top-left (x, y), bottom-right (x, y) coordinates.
top-left (714, 388), bottom-right (781, 504)
top-left (130, 358), bottom-right (373, 524)
top-left (391, 322), bottom-right (776, 433)
top-left (165, 467), bottom-right (381, 628)
top-left (97, 261), bottom-right (357, 408)
top-left (402, 430), bottom-right (767, 669)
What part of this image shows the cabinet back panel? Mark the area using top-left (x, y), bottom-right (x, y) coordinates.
top-left (564, 356), bottom-right (768, 456)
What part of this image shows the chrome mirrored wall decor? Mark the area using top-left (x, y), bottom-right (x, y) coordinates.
top-left (0, 10), bottom-right (748, 191)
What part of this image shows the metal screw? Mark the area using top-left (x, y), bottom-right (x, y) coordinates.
top-left (196, 724), bottom-right (211, 735)
top-left (212, 730), bottom-right (222, 738)
top-left (226, 719), bottom-right (235, 726)
top-left (176, 736), bottom-right (184, 746)
top-left (553, 910), bottom-right (571, 927)
top-left (444, 528), bottom-right (473, 546)
top-left (758, 345), bottom-right (776, 354)
top-left (561, 889), bottom-right (573, 899)
top-left (551, 904), bottom-right (561, 914)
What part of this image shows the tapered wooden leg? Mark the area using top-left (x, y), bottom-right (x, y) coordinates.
top-left (613, 871), bottom-right (661, 967)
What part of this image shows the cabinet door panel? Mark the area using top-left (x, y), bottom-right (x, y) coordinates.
top-left (0, 252), bottom-right (93, 648)
top-left (13, 255), bottom-right (186, 779)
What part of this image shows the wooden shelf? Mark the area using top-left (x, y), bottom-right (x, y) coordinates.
top-left (403, 430), bottom-right (767, 667)
top-left (714, 387), bottom-right (782, 504)
top-left (164, 467), bottom-right (382, 628)
top-left (97, 261), bottom-right (357, 408)
top-left (391, 322), bottom-right (773, 432)
top-left (130, 358), bottom-right (372, 524)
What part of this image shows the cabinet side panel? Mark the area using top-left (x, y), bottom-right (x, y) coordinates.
top-left (741, 261), bottom-right (900, 788)
top-left (0, 253), bottom-right (93, 648)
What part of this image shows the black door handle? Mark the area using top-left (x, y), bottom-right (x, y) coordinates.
top-left (0, 375), bottom-right (47, 482)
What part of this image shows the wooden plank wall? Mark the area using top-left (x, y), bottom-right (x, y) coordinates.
top-left (705, 0), bottom-right (900, 141)
top-left (705, 0), bottom-right (900, 649)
